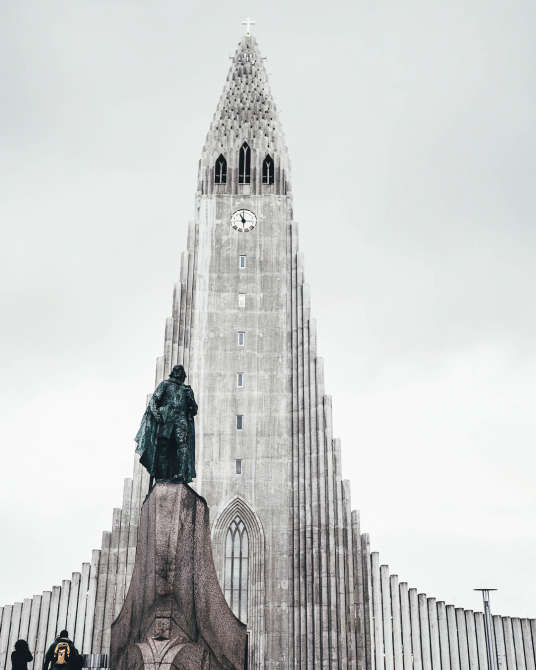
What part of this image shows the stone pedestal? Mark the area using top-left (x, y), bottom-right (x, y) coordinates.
top-left (110, 483), bottom-right (247, 670)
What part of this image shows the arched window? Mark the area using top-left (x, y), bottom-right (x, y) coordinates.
top-left (224, 515), bottom-right (249, 622)
top-left (262, 154), bottom-right (274, 184)
top-left (213, 497), bottom-right (265, 667)
top-left (239, 142), bottom-right (251, 184)
top-left (214, 154), bottom-right (227, 184)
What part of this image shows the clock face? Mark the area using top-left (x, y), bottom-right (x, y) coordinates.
top-left (231, 209), bottom-right (257, 232)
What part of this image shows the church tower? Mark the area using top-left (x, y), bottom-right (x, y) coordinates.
top-left (3, 27), bottom-right (534, 670)
top-left (162, 31), bottom-right (359, 669)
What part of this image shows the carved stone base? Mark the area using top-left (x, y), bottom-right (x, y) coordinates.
top-left (110, 483), bottom-right (247, 670)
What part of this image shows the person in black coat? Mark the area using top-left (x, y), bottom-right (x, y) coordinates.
top-left (11, 639), bottom-right (33, 670)
top-left (43, 630), bottom-right (82, 669)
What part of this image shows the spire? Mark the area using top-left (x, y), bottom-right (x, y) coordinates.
top-left (198, 33), bottom-right (290, 196)
top-left (205, 34), bottom-right (286, 153)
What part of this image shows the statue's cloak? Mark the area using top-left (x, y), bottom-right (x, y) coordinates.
top-left (181, 412), bottom-right (196, 482)
top-left (134, 405), bottom-right (159, 476)
top-left (135, 380), bottom-right (197, 481)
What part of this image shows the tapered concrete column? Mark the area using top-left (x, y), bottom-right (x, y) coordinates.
top-left (19, 598), bottom-right (32, 642)
top-left (83, 551), bottom-right (100, 654)
top-left (390, 576), bottom-right (402, 670)
top-left (74, 563), bottom-right (90, 652)
top-left (6, 602), bottom-right (22, 670)
top-left (447, 606), bottom-right (460, 670)
top-left (428, 599), bottom-right (441, 670)
top-left (438, 603), bottom-right (451, 670)
top-left (457, 608), bottom-right (470, 670)
top-left (381, 566), bottom-right (393, 670)
top-left (0, 605), bottom-right (12, 670)
top-left (419, 594), bottom-right (432, 670)
top-left (57, 579), bottom-right (71, 633)
top-left (521, 620), bottom-right (535, 670)
top-left (46, 587), bottom-right (61, 648)
top-left (512, 619), bottom-right (526, 670)
top-left (409, 589), bottom-right (422, 670)
top-left (34, 592), bottom-right (51, 670)
top-left (66, 573), bottom-right (80, 640)
top-left (371, 553), bottom-right (384, 670)
top-left (503, 618), bottom-right (516, 670)
top-left (399, 583), bottom-right (412, 670)
top-left (466, 611), bottom-right (479, 670)
top-left (493, 616), bottom-right (507, 670)
top-left (27, 596), bottom-right (41, 670)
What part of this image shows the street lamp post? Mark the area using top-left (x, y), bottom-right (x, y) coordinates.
top-left (474, 588), bottom-right (498, 670)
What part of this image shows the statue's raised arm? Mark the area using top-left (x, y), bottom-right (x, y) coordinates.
top-left (135, 364), bottom-right (197, 485)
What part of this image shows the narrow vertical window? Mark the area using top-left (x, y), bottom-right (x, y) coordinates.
top-left (262, 154), bottom-right (274, 184)
top-left (224, 516), bottom-right (248, 622)
top-left (237, 373), bottom-right (244, 388)
top-left (238, 293), bottom-right (246, 308)
top-left (239, 142), bottom-right (251, 184)
top-left (239, 255), bottom-right (246, 269)
top-left (237, 331), bottom-right (245, 346)
top-left (235, 459), bottom-right (242, 474)
top-left (236, 415), bottom-right (244, 430)
top-left (214, 154), bottom-right (227, 184)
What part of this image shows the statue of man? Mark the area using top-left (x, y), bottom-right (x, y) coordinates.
top-left (135, 364), bottom-right (198, 485)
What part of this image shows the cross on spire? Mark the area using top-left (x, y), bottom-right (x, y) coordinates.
top-left (241, 17), bottom-right (256, 35)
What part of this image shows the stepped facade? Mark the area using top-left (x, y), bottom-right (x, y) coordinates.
top-left (1, 32), bottom-right (535, 670)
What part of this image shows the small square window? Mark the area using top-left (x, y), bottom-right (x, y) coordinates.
top-left (235, 459), bottom-right (242, 474)
top-left (237, 373), bottom-right (244, 388)
top-left (237, 331), bottom-right (245, 346)
top-left (236, 415), bottom-right (243, 430)
top-left (239, 255), bottom-right (247, 269)
top-left (238, 293), bottom-right (246, 308)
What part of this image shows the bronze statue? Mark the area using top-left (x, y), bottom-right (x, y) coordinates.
top-left (135, 365), bottom-right (198, 486)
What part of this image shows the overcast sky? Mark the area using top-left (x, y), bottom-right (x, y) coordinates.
top-left (1, 0), bottom-right (535, 619)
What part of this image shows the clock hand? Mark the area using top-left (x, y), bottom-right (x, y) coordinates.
top-left (240, 211), bottom-right (246, 224)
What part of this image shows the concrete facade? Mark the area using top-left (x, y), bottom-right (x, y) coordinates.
top-left (1, 33), bottom-right (535, 670)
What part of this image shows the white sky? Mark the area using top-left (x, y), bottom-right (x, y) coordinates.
top-left (1, 0), bottom-right (535, 619)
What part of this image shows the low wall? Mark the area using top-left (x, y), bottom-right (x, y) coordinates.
top-left (360, 546), bottom-right (536, 670)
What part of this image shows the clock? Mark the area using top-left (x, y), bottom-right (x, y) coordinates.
top-left (231, 209), bottom-right (257, 232)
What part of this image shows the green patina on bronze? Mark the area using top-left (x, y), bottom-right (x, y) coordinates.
top-left (135, 364), bottom-right (198, 484)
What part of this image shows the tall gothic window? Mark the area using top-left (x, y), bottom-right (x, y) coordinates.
top-left (224, 515), bottom-right (249, 622)
top-left (239, 142), bottom-right (251, 184)
top-left (262, 154), bottom-right (274, 184)
top-left (214, 154), bottom-right (227, 184)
